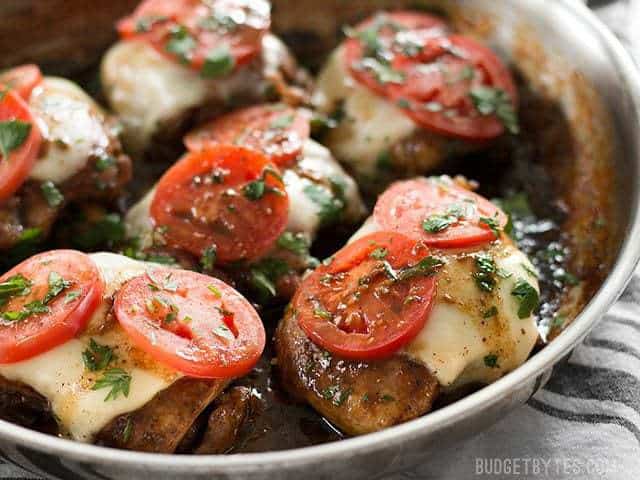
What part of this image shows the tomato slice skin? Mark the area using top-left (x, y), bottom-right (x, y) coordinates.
top-left (374, 177), bottom-right (507, 248)
top-left (344, 11), bottom-right (449, 98)
top-left (0, 250), bottom-right (105, 364)
top-left (0, 88), bottom-right (42, 203)
top-left (117, 0), bottom-right (270, 74)
top-left (294, 231), bottom-right (437, 360)
top-left (343, 11), bottom-right (518, 140)
top-left (114, 268), bottom-right (265, 378)
top-left (0, 65), bottom-right (43, 101)
top-left (184, 104), bottom-right (310, 168)
top-left (150, 146), bottom-right (289, 264)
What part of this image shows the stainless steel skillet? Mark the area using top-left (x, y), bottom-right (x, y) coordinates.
top-left (0, 0), bottom-right (638, 478)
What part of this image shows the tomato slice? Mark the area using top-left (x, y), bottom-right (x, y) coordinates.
top-left (114, 268), bottom-right (265, 378)
top-left (0, 250), bottom-right (105, 363)
top-left (118, 0), bottom-right (270, 75)
top-left (374, 177), bottom-right (507, 248)
top-left (0, 65), bottom-right (43, 101)
top-left (185, 104), bottom-right (310, 167)
top-left (0, 88), bottom-right (42, 203)
top-left (294, 231), bottom-right (437, 360)
top-left (343, 11), bottom-right (448, 97)
top-left (343, 11), bottom-right (518, 140)
top-left (150, 146), bottom-right (289, 264)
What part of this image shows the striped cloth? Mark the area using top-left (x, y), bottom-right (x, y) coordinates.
top-left (1, 1), bottom-right (638, 479)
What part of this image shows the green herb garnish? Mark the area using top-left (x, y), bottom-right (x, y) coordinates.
top-left (0, 119), bottom-right (31, 160)
top-left (201, 45), bottom-right (235, 78)
top-left (92, 368), bottom-right (132, 402)
top-left (40, 181), bottom-right (64, 208)
top-left (469, 86), bottom-right (519, 134)
top-left (511, 279), bottom-right (539, 318)
top-left (82, 339), bottom-right (114, 372)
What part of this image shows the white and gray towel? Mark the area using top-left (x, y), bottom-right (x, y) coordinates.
top-left (1, 1), bottom-right (638, 479)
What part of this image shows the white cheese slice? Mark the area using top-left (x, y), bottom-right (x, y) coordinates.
top-left (27, 77), bottom-right (112, 184)
top-left (125, 139), bottom-right (365, 247)
top-left (101, 34), bottom-right (289, 155)
top-left (349, 218), bottom-right (539, 389)
top-left (0, 253), bottom-right (181, 442)
top-left (313, 46), bottom-right (416, 177)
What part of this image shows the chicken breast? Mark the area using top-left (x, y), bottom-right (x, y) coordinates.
top-left (313, 46), bottom-right (475, 194)
top-left (0, 78), bottom-right (131, 251)
top-left (102, 34), bottom-right (308, 157)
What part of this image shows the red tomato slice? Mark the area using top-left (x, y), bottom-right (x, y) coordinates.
top-left (294, 231), bottom-right (437, 360)
top-left (117, 0), bottom-right (190, 39)
top-left (374, 177), bottom-right (507, 248)
top-left (343, 11), bottom-right (518, 140)
top-left (343, 11), bottom-right (449, 97)
top-left (0, 88), bottom-right (42, 203)
top-left (0, 250), bottom-right (105, 364)
top-left (114, 268), bottom-right (265, 378)
top-left (118, 0), bottom-right (270, 74)
top-left (150, 146), bottom-right (289, 264)
top-left (0, 65), bottom-right (43, 101)
top-left (184, 104), bottom-right (310, 167)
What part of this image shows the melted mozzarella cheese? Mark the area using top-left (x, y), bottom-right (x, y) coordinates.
top-left (101, 35), bottom-right (289, 155)
top-left (125, 139), bottom-right (365, 246)
top-left (350, 218), bottom-right (539, 389)
top-left (312, 47), bottom-right (416, 177)
top-left (285, 139), bottom-right (365, 236)
top-left (0, 253), bottom-right (180, 442)
top-left (27, 77), bottom-right (113, 184)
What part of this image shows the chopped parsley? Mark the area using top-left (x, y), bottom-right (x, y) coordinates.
top-left (249, 257), bottom-right (291, 300)
top-left (200, 246), bottom-right (217, 270)
top-left (243, 168), bottom-right (285, 201)
top-left (165, 25), bottom-right (196, 63)
top-left (95, 155), bottom-right (116, 172)
top-left (73, 213), bottom-right (125, 250)
top-left (469, 86), bottom-right (520, 134)
top-left (376, 150), bottom-right (392, 171)
top-left (82, 339), bottom-right (114, 372)
top-left (320, 385), bottom-right (352, 406)
top-left (92, 368), bottom-right (132, 402)
top-left (303, 181), bottom-right (346, 226)
top-left (0, 274), bottom-right (32, 306)
top-left (277, 232), bottom-right (309, 256)
top-left (396, 256), bottom-right (444, 281)
top-left (201, 45), bottom-right (235, 78)
top-left (40, 181), bottom-right (64, 208)
top-left (207, 284), bottom-right (222, 298)
top-left (269, 113), bottom-right (294, 130)
top-left (122, 417), bottom-right (133, 443)
top-left (479, 215), bottom-right (501, 237)
top-left (473, 253), bottom-right (497, 293)
top-left (423, 214), bottom-right (457, 233)
top-left (370, 247), bottom-right (388, 260)
top-left (313, 307), bottom-right (332, 320)
top-left (64, 290), bottom-right (81, 304)
top-left (483, 354), bottom-right (499, 368)
top-left (43, 271), bottom-right (71, 304)
top-left (0, 119), bottom-right (31, 160)
top-left (1, 271), bottom-right (70, 322)
top-left (511, 279), bottom-right (539, 319)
